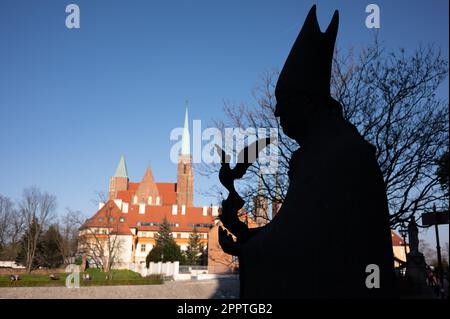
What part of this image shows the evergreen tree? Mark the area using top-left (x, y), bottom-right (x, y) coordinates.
top-left (185, 227), bottom-right (204, 265)
top-left (146, 217), bottom-right (183, 267)
top-left (36, 225), bottom-right (64, 268)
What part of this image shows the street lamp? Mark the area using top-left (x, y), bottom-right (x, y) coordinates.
top-left (399, 222), bottom-right (408, 264)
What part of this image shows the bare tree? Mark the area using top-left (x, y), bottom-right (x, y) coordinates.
top-left (0, 194), bottom-right (14, 247)
top-left (198, 38), bottom-right (449, 229)
top-left (19, 187), bottom-right (56, 273)
top-left (78, 201), bottom-right (124, 275)
top-left (56, 208), bottom-right (85, 265)
top-left (332, 40), bottom-right (449, 228)
top-left (0, 194), bottom-right (25, 260)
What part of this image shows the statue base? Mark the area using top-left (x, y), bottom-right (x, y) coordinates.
top-left (404, 253), bottom-right (434, 298)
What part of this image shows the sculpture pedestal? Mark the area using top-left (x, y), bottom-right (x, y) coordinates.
top-left (404, 253), bottom-right (434, 298)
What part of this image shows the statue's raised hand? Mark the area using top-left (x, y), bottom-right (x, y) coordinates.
top-left (216, 137), bottom-right (272, 193)
top-left (216, 137), bottom-right (272, 245)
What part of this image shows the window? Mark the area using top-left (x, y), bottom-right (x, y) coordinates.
top-left (177, 233), bottom-right (181, 238)
top-left (139, 222), bottom-right (178, 228)
top-left (119, 217), bottom-right (125, 223)
top-left (188, 223), bottom-right (214, 228)
top-left (98, 217), bottom-right (104, 222)
top-left (140, 244), bottom-right (146, 253)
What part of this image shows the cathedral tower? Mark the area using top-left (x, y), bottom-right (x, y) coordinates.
top-left (176, 107), bottom-right (194, 207)
top-left (109, 155), bottom-right (129, 200)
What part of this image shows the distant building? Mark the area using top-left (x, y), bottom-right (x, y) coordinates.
top-left (79, 108), bottom-right (219, 267)
top-left (391, 230), bottom-right (409, 267)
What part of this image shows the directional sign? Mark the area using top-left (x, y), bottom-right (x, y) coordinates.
top-left (421, 211), bottom-right (449, 226)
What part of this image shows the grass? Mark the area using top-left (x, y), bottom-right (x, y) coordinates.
top-left (0, 268), bottom-right (163, 287)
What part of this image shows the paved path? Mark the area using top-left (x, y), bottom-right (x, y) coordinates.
top-left (0, 278), bottom-right (239, 299)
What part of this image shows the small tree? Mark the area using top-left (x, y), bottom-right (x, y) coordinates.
top-left (78, 203), bottom-right (123, 274)
top-left (185, 227), bottom-right (204, 265)
top-left (36, 225), bottom-right (64, 268)
top-left (146, 217), bottom-right (183, 266)
top-left (18, 187), bottom-right (56, 273)
top-left (16, 217), bottom-right (42, 270)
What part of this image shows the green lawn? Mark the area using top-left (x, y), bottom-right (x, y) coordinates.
top-left (0, 268), bottom-right (162, 287)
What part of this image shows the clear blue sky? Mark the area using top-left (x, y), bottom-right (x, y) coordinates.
top-left (0, 0), bottom-right (448, 247)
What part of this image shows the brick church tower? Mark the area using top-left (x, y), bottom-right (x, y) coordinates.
top-left (176, 108), bottom-right (194, 207)
top-left (271, 174), bottom-right (283, 219)
top-left (109, 155), bottom-right (129, 199)
top-left (253, 176), bottom-right (269, 226)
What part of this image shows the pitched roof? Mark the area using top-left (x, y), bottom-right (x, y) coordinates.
top-left (83, 200), bottom-right (215, 234)
top-left (114, 155), bottom-right (128, 178)
top-left (81, 202), bottom-right (133, 235)
top-left (156, 183), bottom-right (177, 205)
top-left (391, 230), bottom-right (405, 246)
top-left (135, 165), bottom-right (160, 202)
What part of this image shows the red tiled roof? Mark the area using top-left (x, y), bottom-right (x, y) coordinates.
top-left (136, 166), bottom-right (160, 201)
top-left (128, 183), bottom-right (139, 191)
top-left (391, 230), bottom-right (405, 246)
top-left (81, 202), bottom-right (133, 235)
top-left (115, 182), bottom-right (177, 206)
top-left (156, 183), bottom-right (177, 205)
top-left (83, 200), bottom-right (215, 234)
top-left (117, 190), bottom-right (135, 203)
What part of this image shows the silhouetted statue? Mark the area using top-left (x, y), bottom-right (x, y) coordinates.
top-left (218, 5), bottom-right (396, 298)
top-left (408, 217), bottom-right (420, 256)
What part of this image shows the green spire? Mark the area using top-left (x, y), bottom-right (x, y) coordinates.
top-left (181, 104), bottom-right (190, 155)
top-left (114, 155), bottom-right (128, 178)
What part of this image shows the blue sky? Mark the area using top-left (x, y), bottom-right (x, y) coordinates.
top-left (0, 0), bottom-right (448, 247)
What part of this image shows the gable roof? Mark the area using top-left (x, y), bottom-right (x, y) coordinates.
top-left (83, 200), bottom-right (215, 234)
top-left (391, 230), bottom-right (405, 246)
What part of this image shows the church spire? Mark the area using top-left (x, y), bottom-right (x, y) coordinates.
top-left (114, 155), bottom-right (128, 178)
top-left (181, 104), bottom-right (190, 156)
top-left (109, 155), bottom-right (129, 200)
top-left (177, 102), bottom-right (194, 207)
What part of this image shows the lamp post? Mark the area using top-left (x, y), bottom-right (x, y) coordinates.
top-left (399, 222), bottom-right (409, 265)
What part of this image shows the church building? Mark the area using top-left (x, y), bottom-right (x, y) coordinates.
top-left (79, 109), bottom-right (220, 266)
